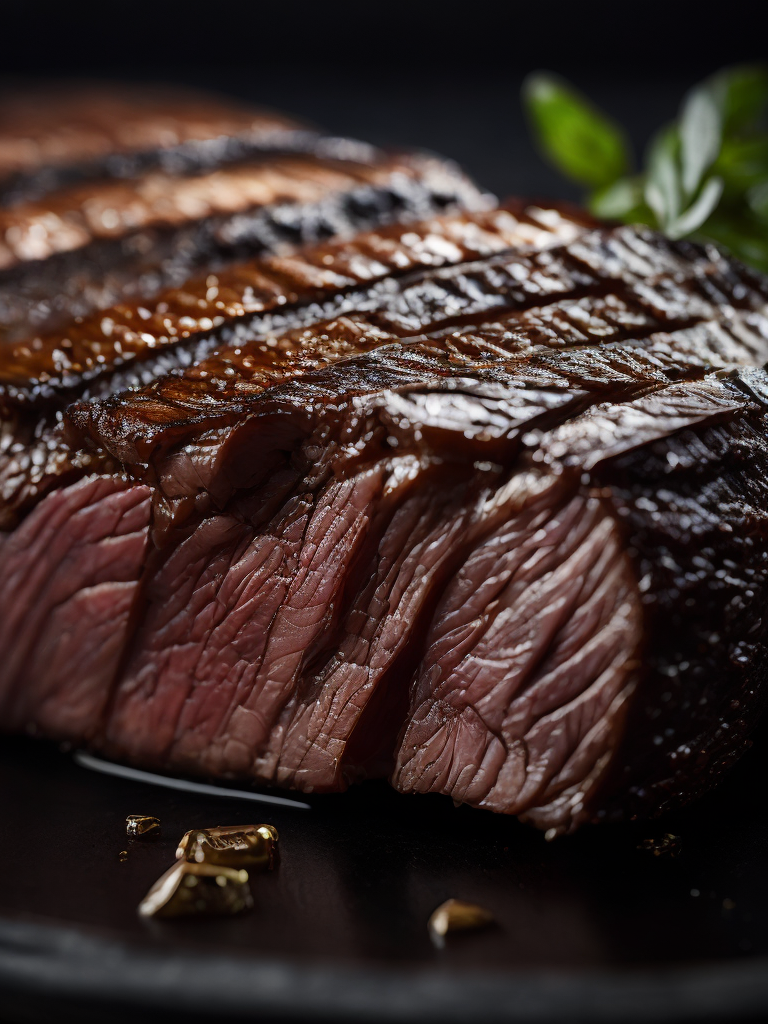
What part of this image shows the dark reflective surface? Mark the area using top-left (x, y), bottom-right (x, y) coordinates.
top-left (1, 731), bottom-right (767, 1021)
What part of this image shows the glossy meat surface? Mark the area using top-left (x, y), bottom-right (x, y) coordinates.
top-left (0, 86), bottom-right (485, 349)
top-left (0, 84), bottom-right (348, 204)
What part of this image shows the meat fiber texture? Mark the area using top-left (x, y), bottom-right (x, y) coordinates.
top-left (3, 95), bottom-right (768, 833)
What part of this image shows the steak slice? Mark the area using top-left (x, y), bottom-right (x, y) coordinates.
top-left (3, 204), bottom-right (768, 833)
top-left (0, 476), bottom-right (151, 738)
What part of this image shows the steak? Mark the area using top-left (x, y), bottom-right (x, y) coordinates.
top-left (3, 92), bottom-right (768, 833)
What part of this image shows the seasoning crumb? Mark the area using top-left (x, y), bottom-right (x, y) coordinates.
top-left (638, 833), bottom-right (681, 857)
top-left (428, 899), bottom-right (495, 947)
top-left (126, 815), bottom-right (161, 839)
top-left (118, 850), bottom-right (128, 862)
top-left (138, 860), bottom-right (253, 918)
top-left (176, 823), bottom-right (278, 869)
top-left (723, 898), bottom-right (736, 910)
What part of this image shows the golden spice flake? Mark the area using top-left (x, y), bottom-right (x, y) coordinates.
top-left (176, 824), bottom-right (278, 870)
top-left (428, 899), bottom-right (495, 944)
top-left (126, 815), bottom-right (161, 839)
top-left (638, 833), bottom-right (681, 857)
top-left (118, 850), bottom-right (128, 862)
top-left (138, 860), bottom-right (253, 919)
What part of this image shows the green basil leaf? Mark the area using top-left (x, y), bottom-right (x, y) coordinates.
top-left (667, 176), bottom-right (724, 238)
top-left (708, 64), bottom-right (768, 133)
top-left (522, 72), bottom-right (630, 188)
top-left (644, 125), bottom-right (682, 230)
top-left (589, 177), bottom-right (646, 219)
top-left (679, 85), bottom-right (722, 197)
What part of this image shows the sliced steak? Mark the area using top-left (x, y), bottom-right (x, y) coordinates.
top-left (3, 193), bottom-right (768, 834)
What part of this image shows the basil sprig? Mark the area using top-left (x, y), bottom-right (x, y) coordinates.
top-left (523, 65), bottom-right (768, 272)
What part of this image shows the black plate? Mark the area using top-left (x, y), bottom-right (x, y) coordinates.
top-left (1, 734), bottom-right (768, 1024)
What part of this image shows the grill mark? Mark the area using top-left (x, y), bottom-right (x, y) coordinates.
top-left (0, 153), bottom-right (482, 347)
top-left (0, 86), bottom-right (313, 201)
top-left (67, 223), bottom-right (767, 440)
top-left (0, 130), bottom-right (377, 207)
top-left (0, 203), bottom-right (570, 405)
top-left (69, 304), bottom-right (756, 472)
top-left (0, 157), bottom-right (392, 270)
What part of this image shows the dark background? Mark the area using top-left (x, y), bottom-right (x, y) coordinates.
top-left (3, 0), bottom-right (766, 201)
